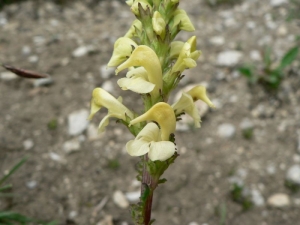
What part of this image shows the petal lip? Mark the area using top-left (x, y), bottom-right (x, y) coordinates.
top-left (148, 141), bottom-right (176, 161)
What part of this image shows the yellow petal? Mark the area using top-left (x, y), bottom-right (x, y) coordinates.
top-left (126, 139), bottom-right (150, 156)
top-left (130, 102), bottom-right (176, 141)
top-left (107, 37), bottom-right (138, 67)
top-left (170, 41), bottom-right (184, 59)
top-left (148, 141), bottom-right (176, 161)
top-left (117, 77), bottom-right (155, 93)
top-left (187, 85), bottom-right (215, 108)
top-left (116, 45), bottom-right (162, 98)
top-left (124, 19), bottom-right (142, 38)
top-left (172, 9), bottom-right (195, 32)
top-left (131, 0), bottom-right (152, 16)
top-left (152, 11), bottom-right (166, 36)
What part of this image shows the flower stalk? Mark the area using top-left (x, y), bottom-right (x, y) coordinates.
top-left (88, 0), bottom-right (214, 224)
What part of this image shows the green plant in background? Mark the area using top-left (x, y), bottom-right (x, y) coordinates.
top-left (230, 183), bottom-right (253, 211)
top-left (239, 45), bottom-right (299, 90)
top-left (87, 0), bottom-right (215, 224)
top-left (287, 0), bottom-right (300, 21)
top-left (0, 158), bottom-right (57, 225)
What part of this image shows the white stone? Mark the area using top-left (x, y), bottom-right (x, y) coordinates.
top-left (33, 36), bottom-right (46, 46)
top-left (286, 165), bottom-right (300, 186)
top-left (270, 0), bottom-right (287, 7)
top-left (63, 139), bottom-right (81, 154)
top-left (189, 223), bottom-right (199, 225)
top-left (216, 51), bottom-right (243, 67)
top-left (125, 191), bottom-right (140, 202)
top-left (0, 72), bottom-right (18, 81)
top-left (277, 25), bottom-right (287, 36)
top-left (68, 211), bottom-right (78, 219)
top-left (239, 118), bottom-right (254, 131)
top-left (28, 55), bottom-right (39, 63)
top-left (23, 139), bottom-right (34, 150)
top-left (72, 45), bottom-right (95, 58)
top-left (26, 180), bottom-right (38, 189)
top-left (297, 130), bottom-right (300, 154)
top-left (33, 77), bottom-right (54, 87)
top-left (68, 109), bottom-right (89, 136)
top-left (87, 124), bottom-right (102, 141)
top-left (251, 189), bottom-right (265, 207)
top-left (266, 164), bottom-right (276, 175)
top-left (101, 80), bottom-right (114, 93)
top-left (218, 123), bottom-right (236, 139)
top-left (113, 191), bottom-right (129, 209)
top-left (22, 46), bottom-right (31, 55)
top-left (97, 215), bottom-right (113, 225)
top-left (49, 152), bottom-right (66, 163)
top-left (100, 65), bottom-right (115, 79)
top-left (250, 50), bottom-right (262, 61)
top-left (267, 193), bottom-right (290, 208)
top-left (210, 36), bottom-right (225, 46)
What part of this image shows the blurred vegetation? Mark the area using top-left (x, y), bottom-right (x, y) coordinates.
top-left (0, 157), bottom-right (57, 225)
top-left (287, 0), bottom-right (300, 21)
top-left (239, 44), bottom-right (299, 90)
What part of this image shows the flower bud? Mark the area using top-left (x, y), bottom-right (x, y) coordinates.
top-left (124, 19), bottom-right (142, 38)
top-left (152, 11), bottom-right (166, 36)
top-left (131, 0), bottom-right (152, 16)
top-left (107, 37), bottom-right (138, 67)
top-left (172, 9), bottom-right (195, 32)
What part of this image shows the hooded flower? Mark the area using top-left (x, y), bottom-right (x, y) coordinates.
top-left (117, 67), bottom-right (155, 93)
top-left (126, 122), bottom-right (176, 161)
top-left (116, 45), bottom-right (162, 98)
top-left (171, 36), bottom-right (201, 73)
top-left (124, 19), bottom-right (142, 38)
top-left (107, 37), bottom-right (138, 67)
top-left (88, 88), bottom-right (134, 132)
top-left (171, 9), bottom-right (195, 32)
top-left (130, 102), bottom-right (176, 141)
top-left (172, 85), bottom-right (214, 127)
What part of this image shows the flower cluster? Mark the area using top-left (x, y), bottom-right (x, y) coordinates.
top-left (88, 0), bottom-right (214, 161)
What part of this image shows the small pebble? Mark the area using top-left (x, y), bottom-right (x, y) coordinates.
top-left (125, 191), bottom-right (140, 202)
top-left (28, 55), bottom-right (39, 63)
top-left (216, 51), bottom-right (243, 67)
top-left (63, 139), bottom-right (81, 154)
top-left (33, 77), bottom-right (53, 87)
top-left (286, 165), bottom-right (300, 186)
top-left (23, 139), bottom-right (34, 150)
top-left (0, 72), bottom-right (18, 81)
top-left (100, 65), bottom-right (115, 79)
top-left (267, 193), bottom-right (290, 208)
top-left (218, 123), bottom-right (236, 139)
top-left (68, 109), bottom-right (89, 136)
top-left (113, 190), bottom-right (129, 209)
top-left (26, 180), bottom-right (38, 189)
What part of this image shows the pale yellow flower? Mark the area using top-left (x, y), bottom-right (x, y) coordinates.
top-left (152, 11), bottom-right (166, 37)
top-left (131, 0), bottom-right (152, 16)
top-left (172, 9), bottom-right (195, 32)
top-left (172, 36), bottom-right (201, 73)
top-left (126, 122), bottom-right (176, 161)
top-left (117, 67), bottom-right (155, 94)
top-left (116, 45), bottom-right (162, 98)
top-left (130, 102), bottom-right (176, 141)
top-left (107, 37), bottom-right (138, 67)
top-left (172, 85), bottom-right (214, 127)
top-left (89, 88), bottom-right (134, 132)
top-left (124, 19), bottom-right (142, 38)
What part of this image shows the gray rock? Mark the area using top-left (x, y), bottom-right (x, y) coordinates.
top-left (218, 123), bottom-right (236, 139)
top-left (68, 211), bottom-right (78, 219)
top-left (267, 193), bottom-right (290, 208)
top-left (23, 139), bottom-right (34, 150)
top-left (100, 65), bottom-right (115, 79)
top-left (286, 165), bottom-right (300, 186)
top-left (251, 189), bottom-right (265, 207)
top-left (97, 215), bottom-right (113, 225)
top-left (33, 36), bottom-right (46, 46)
top-left (297, 131), bottom-right (300, 154)
top-left (33, 77), bottom-right (54, 87)
top-left (270, 0), bottom-right (287, 7)
top-left (72, 45), bottom-right (96, 58)
top-left (188, 223), bottom-right (199, 225)
top-left (113, 190), bottom-right (129, 209)
top-left (68, 109), bottom-right (89, 136)
top-left (266, 164), bottom-right (276, 175)
top-left (63, 139), bottom-right (81, 154)
top-left (217, 51), bottom-right (243, 67)
top-left (0, 72), bottom-right (18, 81)
top-left (26, 180), bottom-right (38, 189)
top-left (240, 118), bottom-right (254, 130)
top-left (49, 152), bottom-right (66, 163)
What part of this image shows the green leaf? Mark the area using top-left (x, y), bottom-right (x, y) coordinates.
top-left (0, 157), bottom-right (27, 186)
top-left (278, 46), bottom-right (299, 70)
top-left (0, 184), bottom-right (12, 192)
top-left (238, 67), bottom-right (253, 78)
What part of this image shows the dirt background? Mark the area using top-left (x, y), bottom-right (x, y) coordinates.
top-left (1, 0), bottom-right (300, 224)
